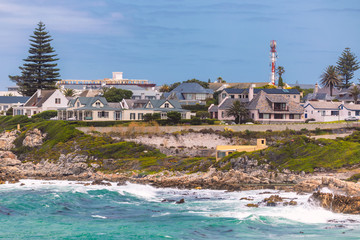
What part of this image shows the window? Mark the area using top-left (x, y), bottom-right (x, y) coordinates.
top-left (356, 111), bottom-right (360, 116)
top-left (222, 93), bottom-right (227, 99)
top-left (290, 114), bottom-right (301, 119)
top-left (294, 95), bottom-right (296, 99)
top-left (274, 103), bottom-right (286, 111)
top-left (230, 95), bottom-right (234, 99)
top-left (321, 111), bottom-right (326, 116)
top-left (274, 114), bottom-right (284, 119)
top-left (55, 98), bottom-right (61, 104)
top-left (195, 94), bottom-right (206, 100)
top-left (77, 102), bottom-right (80, 107)
top-left (239, 95), bottom-right (242, 99)
top-left (263, 113), bottom-right (270, 119)
top-left (161, 112), bottom-right (167, 119)
top-left (130, 113), bottom-right (136, 120)
top-left (246, 95), bottom-right (248, 98)
top-left (98, 111), bottom-right (109, 118)
top-left (186, 94), bottom-right (193, 100)
top-left (221, 111), bottom-right (224, 118)
top-left (259, 113), bottom-right (263, 119)
top-left (138, 113), bottom-right (143, 120)
top-left (181, 113), bottom-right (187, 119)
top-left (217, 151), bottom-right (226, 159)
top-left (164, 103), bottom-right (169, 108)
top-left (331, 111), bottom-right (339, 116)
top-left (95, 102), bottom-right (101, 108)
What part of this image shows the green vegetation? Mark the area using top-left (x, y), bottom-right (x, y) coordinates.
top-left (216, 133), bottom-right (360, 173)
top-left (336, 47), bottom-right (359, 88)
top-left (102, 87), bottom-right (133, 102)
top-left (9, 22), bottom-right (60, 96)
top-left (346, 173), bottom-right (360, 182)
top-left (32, 110), bottom-right (57, 120)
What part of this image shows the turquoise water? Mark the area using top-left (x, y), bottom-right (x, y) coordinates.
top-left (0, 180), bottom-right (360, 239)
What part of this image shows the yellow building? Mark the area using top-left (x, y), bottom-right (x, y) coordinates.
top-left (216, 139), bottom-right (268, 160)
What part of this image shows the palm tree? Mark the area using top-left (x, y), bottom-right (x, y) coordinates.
top-left (277, 66), bottom-right (285, 87)
top-left (320, 65), bottom-right (342, 96)
top-left (226, 100), bottom-right (249, 124)
top-left (62, 88), bottom-right (75, 97)
top-left (349, 85), bottom-right (360, 103)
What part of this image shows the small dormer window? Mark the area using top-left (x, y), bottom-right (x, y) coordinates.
top-left (164, 103), bottom-right (169, 108)
top-left (96, 102), bottom-right (101, 108)
top-left (77, 102), bottom-right (80, 107)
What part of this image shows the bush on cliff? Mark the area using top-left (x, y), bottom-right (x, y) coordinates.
top-left (31, 110), bottom-right (57, 120)
top-left (221, 134), bottom-right (360, 173)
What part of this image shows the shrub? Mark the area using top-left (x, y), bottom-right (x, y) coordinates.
top-left (32, 110), bottom-right (58, 120)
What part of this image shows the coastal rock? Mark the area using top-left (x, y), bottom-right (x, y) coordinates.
top-left (23, 128), bottom-right (46, 147)
top-left (0, 130), bottom-right (19, 150)
top-left (311, 191), bottom-right (360, 214)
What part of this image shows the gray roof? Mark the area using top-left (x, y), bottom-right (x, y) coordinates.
top-left (248, 91), bottom-right (303, 114)
top-left (171, 83), bottom-right (213, 94)
top-left (343, 104), bottom-right (360, 110)
top-left (0, 96), bottom-right (29, 104)
top-left (218, 98), bottom-right (239, 110)
top-left (304, 101), bottom-right (341, 110)
top-left (24, 90), bottom-right (57, 107)
top-left (66, 96), bottom-right (121, 111)
top-left (303, 93), bottom-right (335, 101)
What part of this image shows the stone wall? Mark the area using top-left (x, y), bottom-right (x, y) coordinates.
top-left (77, 122), bottom-right (356, 134)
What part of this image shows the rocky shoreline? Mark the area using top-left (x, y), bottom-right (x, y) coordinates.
top-left (1, 128), bottom-right (360, 214)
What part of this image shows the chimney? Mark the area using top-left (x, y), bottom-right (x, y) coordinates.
top-left (249, 84), bottom-right (255, 101)
top-left (37, 89), bottom-right (41, 98)
top-left (314, 83), bottom-right (318, 94)
top-left (141, 92), bottom-right (145, 99)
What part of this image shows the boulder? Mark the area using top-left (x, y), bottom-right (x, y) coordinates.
top-left (311, 191), bottom-right (360, 214)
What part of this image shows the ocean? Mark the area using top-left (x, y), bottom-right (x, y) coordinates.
top-left (0, 180), bottom-right (359, 239)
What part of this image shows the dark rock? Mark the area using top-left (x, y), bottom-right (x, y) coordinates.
top-left (176, 198), bottom-right (185, 204)
top-left (311, 191), bottom-right (360, 214)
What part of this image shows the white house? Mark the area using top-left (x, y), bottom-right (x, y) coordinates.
top-left (13, 89), bottom-right (68, 117)
top-left (304, 101), bottom-right (342, 122)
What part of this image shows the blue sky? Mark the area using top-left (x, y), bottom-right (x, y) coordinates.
top-left (1, 0), bottom-right (360, 90)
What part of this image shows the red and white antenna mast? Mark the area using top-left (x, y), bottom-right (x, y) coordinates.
top-left (269, 40), bottom-right (278, 85)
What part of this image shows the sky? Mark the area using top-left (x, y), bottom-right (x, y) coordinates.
top-left (1, 0), bottom-right (360, 90)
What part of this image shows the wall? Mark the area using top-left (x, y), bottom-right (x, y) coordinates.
top-left (77, 122), bottom-right (355, 134)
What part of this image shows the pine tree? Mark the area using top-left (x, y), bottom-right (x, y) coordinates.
top-left (9, 22), bottom-right (60, 96)
top-left (336, 48), bottom-right (359, 88)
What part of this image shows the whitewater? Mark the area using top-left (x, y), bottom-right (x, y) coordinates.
top-left (0, 180), bottom-right (359, 239)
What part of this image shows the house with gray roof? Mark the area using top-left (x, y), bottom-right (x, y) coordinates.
top-left (58, 97), bottom-right (191, 121)
top-left (210, 85), bottom-right (303, 123)
top-left (303, 101), bottom-right (342, 122)
top-left (248, 91), bottom-right (304, 123)
top-left (13, 89), bottom-right (68, 117)
top-left (0, 96), bottom-right (30, 115)
top-left (218, 87), bottom-right (300, 104)
top-left (58, 96), bottom-right (123, 121)
top-left (163, 82), bottom-right (213, 105)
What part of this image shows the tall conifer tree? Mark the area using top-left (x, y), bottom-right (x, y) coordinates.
top-left (336, 48), bottom-right (359, 88)
top-left (9, 22), bottom-right (60, 96)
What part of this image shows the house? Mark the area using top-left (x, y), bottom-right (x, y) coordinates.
top-left (209, 85), bottom-right (304, 123)
top-left (303, 101), bottom-right (342, 122)
top-left (216, 139), bottom-right (267, 160)
top-left (13, 89), bottom-right (68, 117)
top-left (208, 82), bottom-right (268, 93)
top-left (58, 72), bottom-right (155, 90)
top-left (218, 87), bottom-right (301, 104)
top-left (162, 83), bottom-right (213, 105)
top-left (122, 99), bottom-right (192, 121)
top-left (0, 96), bottom-right (30, 115)
top-left (303, 83), bottom-right (340, 102)
top-left (248, 90), bottom-right (304, 123)
top-left (341, 103), bottom-right (360, 119)
top-left (209, 98), bottom-right (238, 120)
top-left (58, 97), bottom-right (191, 121)
top-left (58, 96), bottom-right (122, 121)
